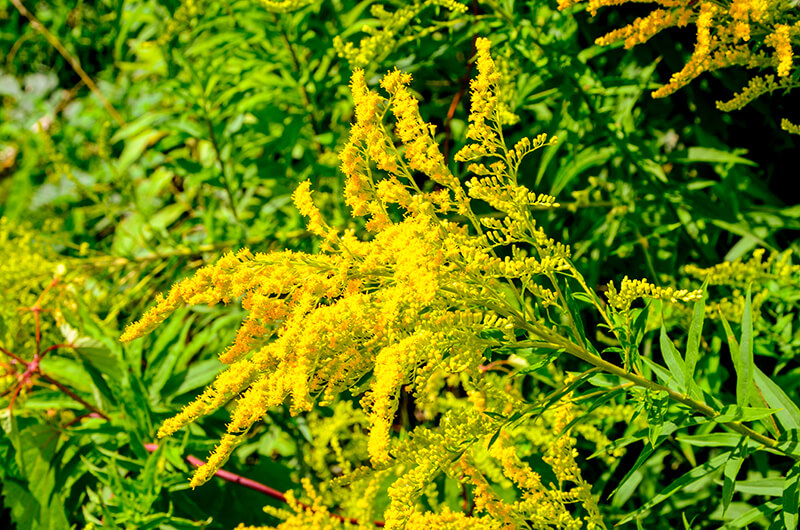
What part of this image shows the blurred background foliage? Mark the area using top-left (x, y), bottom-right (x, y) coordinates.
top-left (0, 0), bottom-right (799, 528)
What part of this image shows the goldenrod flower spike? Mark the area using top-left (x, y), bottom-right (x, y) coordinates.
top-left (123, 41), bottom-right (575, 492)
top-left (381, 69), bottom-right (460, 192)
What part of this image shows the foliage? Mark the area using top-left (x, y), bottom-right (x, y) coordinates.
top-left (0, 0), bottom-right (799, 529)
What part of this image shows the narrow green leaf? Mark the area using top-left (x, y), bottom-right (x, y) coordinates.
top-left (611, 467), bottom-right (643, 508)
top-left (618, 450), bottom-right (730, 525)
top-left (719, 311), bottom-right (741, 375)
top-left (675, 146), bottom-right (757, 166)
top-left (660, 324), bottom-right (686, 389)
top-left (784, 462), bottom-right (800, 529)
top-left (684, 279), bottom-right (707, 386)
top-left (713, 405), bottom-right (777, 424)
top-left (753, 367), bottom-right (800, 431)
top-left (571, 292), bottom-right (596, 305)
top-left (719, 501), bottom-right (779, 529)
top-left (777, 430), bottom-right (800, 457)
top-left (737, 287), bottom-right (754, 407)
top-left (722, 437), bottom-right (746, 516)
top-left (608, 445), bottom-right (657, 500)
top-left (676, 433), bottom-right (760, 449)
top-left (640, 357), bottom-right (674, 386)
top-left (732, 478), bottom-right (782, 496)
top-left (555, 387), bottom-right (627, 441)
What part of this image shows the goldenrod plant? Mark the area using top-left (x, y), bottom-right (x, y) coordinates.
top-left (122, 38), bottom-right (800, 529)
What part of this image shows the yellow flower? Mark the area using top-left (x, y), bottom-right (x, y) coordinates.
top-left (766, 24), bottom-right (794, 77)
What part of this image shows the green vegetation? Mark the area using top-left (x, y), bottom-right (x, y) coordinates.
top-left (1, 0), bottom-right (799, 528)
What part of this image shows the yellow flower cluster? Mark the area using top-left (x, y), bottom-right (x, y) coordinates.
top-left (606, 276), bottom-right (703, 313)
top-left (158, 0), bottom-right (205, 45)
top-left (684, 249), bottom-right (798, 287)
top-left (558, 0), bottom-right (800, 111)
top-left (782, 118), bottom-right (800, 135)
top-left (682, 249), bottom-right (797, 323)
top-left (123, 37), bottom-right (611, 528)
top-left (715, 74), bottom-right (794, 112)
top-left (255, 0), bottom-right (315, 12)
top-left (381, 69), bottom-right (460, 192)
top-left (304, 400), bottom-right (370, 480)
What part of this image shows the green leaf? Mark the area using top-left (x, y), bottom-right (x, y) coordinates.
top-left (722, 437), bottom-right (746, 516)
top-left (117, 129), bottom-right (165, 174)
top-left (555, 387), bottom-right (628, 441)
top-left (684, 279), bottom-right (707, 387)
top-left (571, 292), bottom-right (596, 305)
top-left (175, 359), bottom-right (223, 396)
top-left (753, 367), bottom-right (800, 431)
top-left (674, 147), bottom-right (756, 166)
top-left (713, 405), bottom-right (777, 424)
top-left (718, 501), bottom-right (779, 529)
top-left (660, 324), bottom-right (685, 389)
top-left (619, 450), bottom-right (730, 525)
top-left (737, 287), bottom-right (754, 407)
top-left (784, 462), bottom-right (800, 529)
top-left (641, 357), bottom-right (675, 389)
top-left (733, 478), bottom-right (782, 496)
top-left (777, 430), bottom-right (800, 458)
top-left (1, 479), bottom-right (39, 529)
top-left (676, 433), bottom-right (760, 449)
top-left (609, 444), bottom-right (657, 500)
top-left (550, 146), bottom-right (615, 195)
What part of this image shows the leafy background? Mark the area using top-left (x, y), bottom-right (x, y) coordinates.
top-left (0, 0), bottom-right (799, 528)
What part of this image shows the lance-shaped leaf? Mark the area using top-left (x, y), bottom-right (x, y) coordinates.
top-left (713, 405), bottom-right (777, 424)
top-left (618, 450), bottom-right (730, 525)
top-left (718, 501), bottom-right (779, 529)
top-left (721, 437), bottom-right (746, 516)
top-left (718, 305), bottom-right (753, 409)
top-left (737, 287), bottom-right (754, 407)
top-left (684, 279), bottom-right (707, 389)
top-left (783, 461), bottom-right (800, 529)
top-left (660, 324), bottom-right (686, 389)
top-left (754, 367), bottom-right (800, 432)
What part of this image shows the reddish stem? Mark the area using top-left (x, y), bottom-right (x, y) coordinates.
top-left (40, 343), bottom-right (75, 359)
top-left (0, 346), bottom-right (26, 365)
top-left (33, 306), bottom-right (41, 357)
top-left (144, 444), bottom-right (385, 527)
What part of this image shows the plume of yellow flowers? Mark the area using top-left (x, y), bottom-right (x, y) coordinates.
top-left (558, 0), bottom-right (800, 126)
top-left (121, 37), bottom-right (571, 488)
top-left (122, 37), bottom-right (704, 528)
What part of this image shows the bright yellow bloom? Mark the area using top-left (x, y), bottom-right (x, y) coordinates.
top-left (766, 24), bottom-right (794, 77)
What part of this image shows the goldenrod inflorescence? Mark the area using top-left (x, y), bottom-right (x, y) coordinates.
top-left (123, 37), bottom-right (709, 528)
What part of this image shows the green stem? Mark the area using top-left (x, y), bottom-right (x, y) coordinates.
top-left (511, 316), bottom-right (785, 454)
